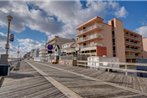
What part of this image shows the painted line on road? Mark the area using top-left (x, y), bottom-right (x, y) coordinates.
top-left (26, 61), bottom-right (82, 98)
top-left (34, 61), bottom-right (147, 96)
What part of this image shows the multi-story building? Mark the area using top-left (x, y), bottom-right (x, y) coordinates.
top-left (143, 38), bottom-right (147, 58)
top-left (76, 16), bottom-right (143, 62)
top-left (124, 29), bottom-right (143, 62)
top-left (39, 46), bottom-right (48, 62)
top-left (61, 40), bottom-right (76, 55)
top-left (46, 36), bottom-right (74, 63)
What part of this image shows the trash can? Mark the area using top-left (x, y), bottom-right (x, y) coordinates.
top-left (0, 64), bottom-right (10, 76)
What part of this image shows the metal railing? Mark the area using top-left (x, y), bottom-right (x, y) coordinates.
top-left (60, 55), bottom-right (74, 60)
top-left (77, 24), bottom-right (103, 35)
top-left (77, 60), bottom-right (147, 76)
top-left (78, 34), bottom-right (104, 43)
top-left (79, 43), bottom-right (103, 49)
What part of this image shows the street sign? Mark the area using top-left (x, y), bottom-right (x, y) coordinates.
top-left (5, 44), bottom-right (9, 49)
top-left (47, 44), bottom-right (53, 50)
top-left (47, 44), bottom-right (53, 54)
top-left (9, 33), bottom-right (14, 42)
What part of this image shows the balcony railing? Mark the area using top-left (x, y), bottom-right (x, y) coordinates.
top-left (125, 36), bottom-right (141, 41)
top-left (78, 34), bottom-right (104, 43)
top-left (80, 43), bottom-right (103, 49)
top-left (126, 55), bottom-right (141, 59)
top-left (125, 41), bottom-right (141, 47)
top-left (125, 48), bottom-right (141, 53)
top-left (77, 23), bottom-right (103, 36)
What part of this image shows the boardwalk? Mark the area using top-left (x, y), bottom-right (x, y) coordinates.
top-left (0, 60), bottom-right (147, 98)
top-left (43, 61), bottom-right (147, 93)
top-left (0, 61), bottom-right (67, 98)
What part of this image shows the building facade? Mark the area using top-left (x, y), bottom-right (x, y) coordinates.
top-left (143, 38), bottom-right (147, 58)
top-left (76, 16), bottom-right (143, 62)
top-left (124, 29), bottom-right (143, 62)
top-left (46, 36), bottom-right (74, 63)
top-left (61, 41), bottom-right (76, 55)
top-left (39, 46), bottom-right (48, 62)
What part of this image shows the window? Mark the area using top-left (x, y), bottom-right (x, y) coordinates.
top-left (111, 20), bottom-right (114, 27)
top-left (83, 27), bottom-right (86, 29)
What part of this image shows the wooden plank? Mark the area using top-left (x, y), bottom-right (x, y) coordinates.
top-left (26, 61), bottom-right (82, 98)
top-left (33, 61), bottom-right (147, 96)
top-left (40, 61), bottom-right (147, 94)
top-left (0, 61), bottom-right (67, 98)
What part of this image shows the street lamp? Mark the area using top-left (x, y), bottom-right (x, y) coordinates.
top-left (5, 15), bottom-right (13, 55)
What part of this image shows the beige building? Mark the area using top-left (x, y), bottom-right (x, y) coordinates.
top-left (61, 41), bottom-right (76, 55)
top-left (76, 16), bottom-right (143, 62)
top-left (46, 36), bottom-right (74, 62)
top-left (143, 38), bottom-right (147, 58)
top-left (39, 46), bottom-right (48, 62)
top-left (124, 29), bottom-right (143, 62)
top-left (46, 36), bottom-right (74, 48)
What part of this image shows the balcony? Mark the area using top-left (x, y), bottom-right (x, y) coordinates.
top-left (125, 48), bottom-right (141, 53)
top-left (77, 23), bottom-right (103, 36)
top-left (80, 43), bottom-right (103, 49)
top-left (78, 34), bottom-right (104, 43)
top-left (125, 36), bottom-right (141, 41)
top-left (125, 41), bottom-right (141, 47)
top-left (126, 55), bottom-right (135, 58)
top-left (126, 55), bottom-right (141, 59)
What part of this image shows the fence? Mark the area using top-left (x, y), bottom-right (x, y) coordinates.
top-left (76, 54), bottom-right (90, 60)
top-left (77, 60), bottom-right (147, 76)
top-left (60, 55), bottom-right (74, 60)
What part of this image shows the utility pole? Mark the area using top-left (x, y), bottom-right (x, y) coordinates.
top-left (5, 15), bottom-right (13, 55)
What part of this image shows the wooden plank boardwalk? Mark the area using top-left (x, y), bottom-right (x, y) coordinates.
top-left (41, 61), bottom-right (147, 93)
top-left (0, 61), bottom-right (68, 98)
top-left (28, 61), bottom-right (147, 98)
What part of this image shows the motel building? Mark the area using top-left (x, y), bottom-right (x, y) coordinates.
top-left (76, 16), bottom-right (143, 63)
top-left (143, 38), bottom-right (147, 58)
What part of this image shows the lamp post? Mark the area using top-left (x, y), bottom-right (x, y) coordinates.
top-left (17, 45), bottom-right (20, 61)
top-left (5, 15), bottom-right (13, 55)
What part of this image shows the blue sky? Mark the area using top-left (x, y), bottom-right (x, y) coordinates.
top-left (0, 1), bottom-right (147, 57)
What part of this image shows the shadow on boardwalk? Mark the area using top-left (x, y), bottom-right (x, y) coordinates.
top-left (7, 72), bottom-right (34, 79)
top-left (0, 77), bottom-right (5, 87)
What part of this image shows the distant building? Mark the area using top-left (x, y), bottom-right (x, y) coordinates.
top-left (39, 46), bottom-right (48, 62)
top-left (61, 40), bottom-right (76, 55)
top-left (46, 36), bottom-right (74, 62)
top-left (143, 38), bottom-right (147, 58)
top-left (76, 16), bottom-right (143, 62)
top-left (34, 48), bottom-right (40, 57)
top-left (30, 49), bottom-right (35, 59)
top-left (23, 52), bottom-right (31, 59)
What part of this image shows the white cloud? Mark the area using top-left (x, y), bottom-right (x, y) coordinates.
top-left (0, 1), bottom-right (128, 38)
top-left (0, 1), bottom-right (128, 55)
top-left (0, 32), bottom-right (6, 55)
top-left (32, 1), bottom-right (128, 38)
top-left (136, 25), bottom-right (147, 37)
top-left (18, 38), bottom-right (44, 55)
top-left (115, 6), bottom-right (127, 18)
